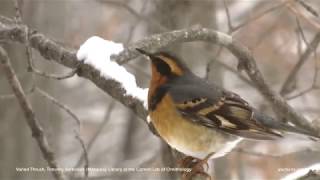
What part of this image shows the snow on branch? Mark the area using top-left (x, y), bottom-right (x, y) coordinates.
top-left (76, 36), bottom-right (148, 106)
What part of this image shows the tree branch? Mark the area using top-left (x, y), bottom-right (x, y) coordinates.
top-left (0, 46), bottom-right (66, 180)
top-left (280, 31), bottom-right (320, 95)
top-left (0, 18), bottom-right (318, 137)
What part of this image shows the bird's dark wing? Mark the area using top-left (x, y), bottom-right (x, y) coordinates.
top-left (168, 83), bottom-right (283, 140)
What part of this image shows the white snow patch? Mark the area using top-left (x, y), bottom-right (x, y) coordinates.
top-left (77, 36), bottom-right (148, 107)
top-left (281, 163), bottom-right (320, 180)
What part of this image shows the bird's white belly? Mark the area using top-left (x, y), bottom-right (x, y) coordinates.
top-left (167, 134), bottom-right (242, 159)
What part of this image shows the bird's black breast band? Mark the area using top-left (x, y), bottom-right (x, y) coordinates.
top-left (149, 86), bottom-right (169, 111)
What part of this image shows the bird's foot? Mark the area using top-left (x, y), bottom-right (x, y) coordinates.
top-left (179, 152), bottom-right (214, 180)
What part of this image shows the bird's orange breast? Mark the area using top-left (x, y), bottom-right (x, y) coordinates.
top-left (149, 94), bottom-right (234, 158)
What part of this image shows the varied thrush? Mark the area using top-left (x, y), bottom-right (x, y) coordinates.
top-left (136, 48), bottom-right (319, 179)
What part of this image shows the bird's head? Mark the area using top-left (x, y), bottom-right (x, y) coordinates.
top-left (136, 48), bottom-right (190, 78)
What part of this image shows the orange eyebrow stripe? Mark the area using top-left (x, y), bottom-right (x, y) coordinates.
top-left (158, 55), bottom-right (183, 75)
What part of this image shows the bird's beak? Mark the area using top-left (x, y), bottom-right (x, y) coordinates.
top-left (136, 48), bottom-right (154, 59)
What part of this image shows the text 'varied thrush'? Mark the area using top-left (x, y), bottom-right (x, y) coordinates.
top-left (136, 48), bottom-right (319, 179)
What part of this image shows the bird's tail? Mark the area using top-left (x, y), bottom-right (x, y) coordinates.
top-left (276, 123), bottom-right (320, 141)
top-left (253, 109), bottom-right (320, 141)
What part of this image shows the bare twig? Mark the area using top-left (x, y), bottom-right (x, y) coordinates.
top-left (9, 4), bottom-right (85, 178)
top-left (32, 67), bottom-right (78, 80)
top-left (12, 0), bottom-right (22, 23)
top-left (75, 133), bottom-right (89, 180)
top-left (12, 0), bottom-right (34, 74)
top-left (296, 17), bottom-right (310, 47)
top-left (24, 24), bottom-right (78, 79)
top-left (231, 0), bottom-right (290, 33)
top-left (222, 0), bottom-right (233, 32)
top-left (205, 46), bottom-right (252, 86)
top-left (285, 0), bottom-right (320, 29)
top-left (0, 86), bottom-right (34, 100)
top-left (13, 0), bottom-right (78, 80)
top-left (286, 86), bottom-right (319, 100)
top-left (196, 0), bottom-right (285, 83)
top-left (98, 0), bottom-right (166, 31)
top-left (0, 46), bottom-right (66, 180)
top-left (35, 87), bottom-right (89, 179)
top-left (35, 87), bottom-right (80, 128)
top-left (286, 47), bottom-right (320, 100)
top-left (125, 0), bottom-right (149, 44)
top-left (28, 57), bottom-right (79, 80)
top-left (214, 59), bottom-right (253, 86)
top-left (72, 101), bottom-right (115, 174)
top-left (205, 46), bottom-right (223, 80)
top-left (297, 0), bottom-right (319, 17)
top-left (280, 31), bottom-right (320, 96)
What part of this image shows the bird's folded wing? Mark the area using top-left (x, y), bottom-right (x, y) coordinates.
top-left (169, 85), bottom-right (282, 140)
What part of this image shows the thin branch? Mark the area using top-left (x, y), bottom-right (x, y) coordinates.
top-left (125, 0), bottom-right (149, 44)
top-left (297, 0), bottom-right (319, 18)
top-left (214, 59), bottom-right (253, 87)
top-left (35, 87), bottom-right (80, 128)
top-left (286, 47), bottom-right (320, 100)
top-left (286, 86), bottom-right (319, 100)
top-left (0, 46), bottom-right (66, 180)
top-left (32, 67), bottom-right (79, 80)
top-left (35, 87), bottom-right (89, 179)
top-left (98, 0), bottom-right (166, 31)
top-left (12, 0), bottom-right (22, 23)
top-left (206, 0), bottom-right (233, 80)
top-left (72, 101), bottom-right (115, 175)
top-left (285, 0), bottom-right (320, 30)
top-left (296, 17), bottom-right (310, 47)
top-left (0, 86), bottom-right (34, 100)
top-left (222, 0), bottom-right (233, 32)
top-left (13, 0), bottom-right (78, 80)
top-left (280, 31), bottom-right (320, 96)
top-left (24, 24), bottom-right (78, 79)
top-left (205, 46), bottom-right (252, 86)
top-left (205, 46), bottom-right (223, 80)
top-left (75, 133), bottom-right (89, 180)
top-left (231, 0), bottom-right (290, 33)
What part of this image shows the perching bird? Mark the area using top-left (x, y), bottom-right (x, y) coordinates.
top-left (136, 48), bottom-right (319, 179)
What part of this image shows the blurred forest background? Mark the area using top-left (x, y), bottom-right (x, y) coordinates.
top-left (0, 0), bottom-right (320, 180)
